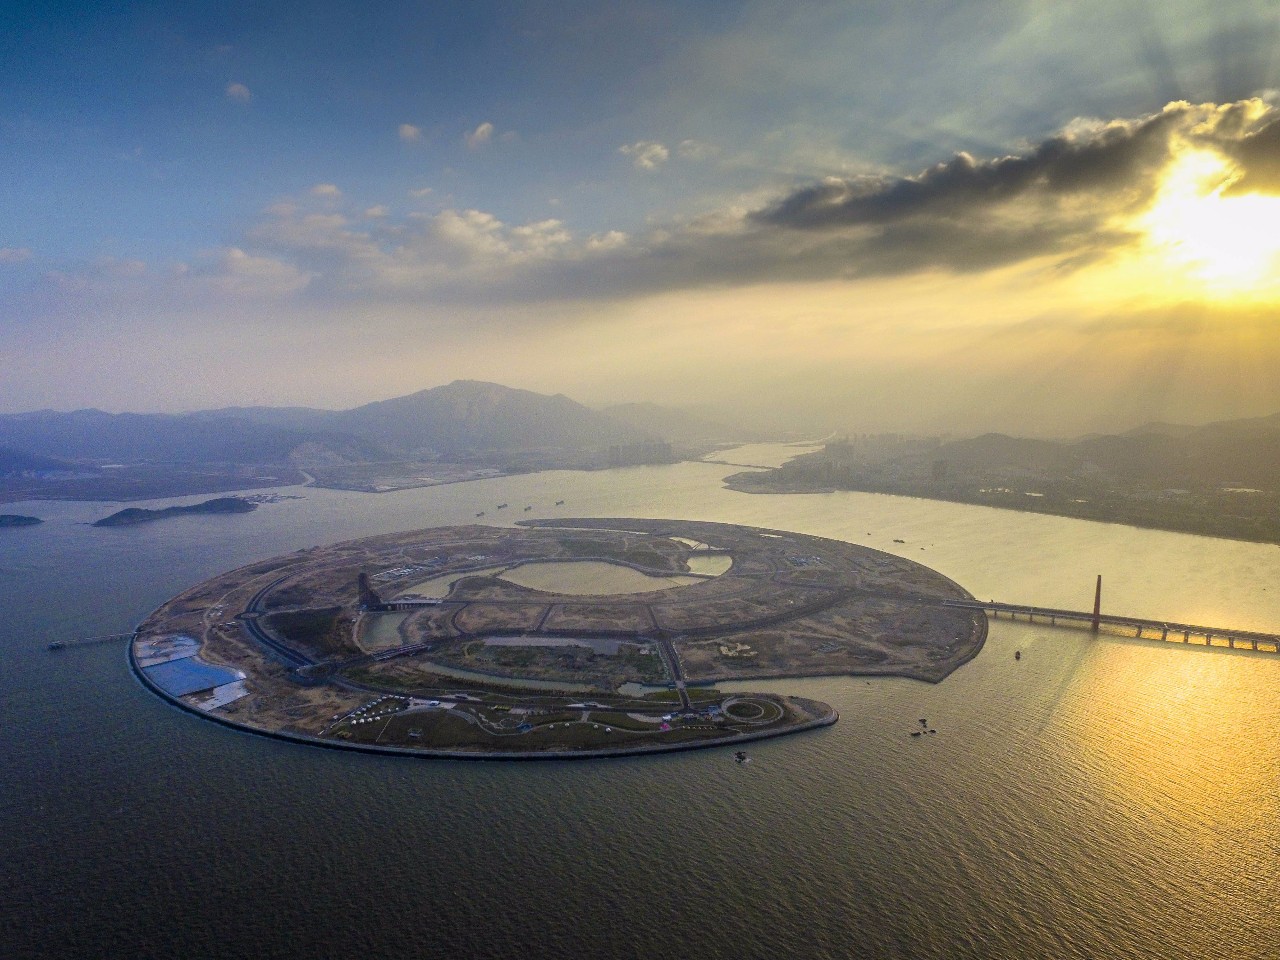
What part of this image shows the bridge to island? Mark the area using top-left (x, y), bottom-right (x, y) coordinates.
top-left (48, 632), bottom-right (138, 650)
top-left (55, 595), bottom-right (1280, 660)
top-left (941, 597), bottom-right (1280, 654)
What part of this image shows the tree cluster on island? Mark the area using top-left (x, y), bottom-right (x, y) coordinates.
top-left (92, 497), bottom-right (257, 527)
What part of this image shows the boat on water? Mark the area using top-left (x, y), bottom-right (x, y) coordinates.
top-left (1015, 650), bottom-right (1021, 660)
top-left (734, 750), bottom-right (751, 764)
top-left (476, 512), bottom-right (485, 517)
top-left (497, 503), bottom-right (508, 509)
top-left (555, 500), bottom-right (565, 506)
top-left (524, 506), bottom-right (533, 511)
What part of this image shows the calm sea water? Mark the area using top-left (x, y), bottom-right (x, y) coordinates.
top-left (2, 448), bottom-right (1278, 959)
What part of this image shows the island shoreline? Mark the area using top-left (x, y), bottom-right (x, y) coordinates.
top-left (129, 518), bottom-right (983, 759)
top-left (127, 645), bottom-right (838, 761)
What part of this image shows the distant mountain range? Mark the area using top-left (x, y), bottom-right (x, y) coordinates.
top-left (0, 381), bottom-right (663, 466)
top-left (938, 412), bottom-right (1280, 489)
top-left (0, 409), bottom-right (335, 466)
top-left (0, 380), bottom-right (755, 501)
top-left (15, 376), bottom-right (1278, 515)
top-left (731, 410), bottom-right (1280, 543)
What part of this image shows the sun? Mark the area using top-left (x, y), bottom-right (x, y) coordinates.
top-left (1140, 148), bottom-right (1280, 296)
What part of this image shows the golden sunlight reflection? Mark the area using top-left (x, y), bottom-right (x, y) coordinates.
top-left (1052, 643), bottom-right (1277, 826)
top-left (1140, 149), bottom-right (1280, 296)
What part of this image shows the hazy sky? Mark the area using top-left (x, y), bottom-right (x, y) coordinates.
top-left (4, 1), bottom-right (1280, 435)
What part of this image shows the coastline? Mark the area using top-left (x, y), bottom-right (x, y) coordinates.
top-left (128, 643), bottom-right (838, 761)
top-left (724, 473), bottom-right (1280, 547)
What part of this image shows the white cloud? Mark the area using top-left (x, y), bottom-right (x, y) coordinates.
top-left (465, 121), bottom-right (495, 149)
top-left (586, 231), bottom-right (629, 251)
top-left (92, 256), bottom-right (147, 277)
top-left (238, 200), bottom-right (591, 299)
top-left (0, 247), bottom-right (32, 264)
top-left (432, 209), bottom-right (511, 257)
top-left (311, 183), bottom-right (342, 198)
top-left (508, 218), bottom-right (572, 257)
top-left (620, 140), bottom-right (669, 170)
top-left (408, 186), bottom-right (434, 199)
top-left (225, 82), bottom-right (252, 103)
top-left (252, 212), bottom-right (363, 258)
top-left (398, 123), bottom-right (422, 142)
top-left (677, 139), bottom-right (717, 161)
top-left (207, 248), bottom-right (311, 296)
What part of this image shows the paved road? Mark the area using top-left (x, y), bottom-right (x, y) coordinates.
top-left (238, 575), bottom-right (313, 669)
top-left (648, 630), bottom-right (690, 709)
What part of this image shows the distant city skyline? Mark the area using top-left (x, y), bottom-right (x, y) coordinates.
top-left (4, 1), bottom-right (1280, 436)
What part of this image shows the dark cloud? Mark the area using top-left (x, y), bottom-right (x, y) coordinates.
top-left (752, 108), bottom-right (1191, 231)
top-left (33, 99), bottom-right (1272, 320)
top-left (1228, 116), bottom-right (1280, 192)
top-left (720, 99), bottom-right (1280, 283)
top-left (285, 106), bottom-right (1224, 305)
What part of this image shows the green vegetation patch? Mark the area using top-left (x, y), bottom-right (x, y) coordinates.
top-left (263, 606), bottom-right (357, 657)
top-left (557, 536), bottom-right (676, 571)
top-left (643, 689), bottom-right (684, 703)
top-left (581, 711), bottom-right (671, 732)
top-left (352, 709), bottom-right (733, 751)
top-left (643, 687), bottom-right (722, 703)
top-left (559, 537), bottom-right (614, 557)
top-left (262, 583), bottom-right (321, 609)
top-left (622, 545), bottom-right (670, 569)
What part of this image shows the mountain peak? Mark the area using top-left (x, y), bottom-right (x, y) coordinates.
top-left (338, 380), bottom-right (652, 455)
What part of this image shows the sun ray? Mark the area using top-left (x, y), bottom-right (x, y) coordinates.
top-left (1139, 148), bottom-right (1280, 297)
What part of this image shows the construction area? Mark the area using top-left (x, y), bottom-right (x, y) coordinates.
top-left (130, 519), bottom-right (987, 757)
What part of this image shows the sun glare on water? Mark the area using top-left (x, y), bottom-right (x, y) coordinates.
top-left (1140, 148), bottom-right (1280, 297)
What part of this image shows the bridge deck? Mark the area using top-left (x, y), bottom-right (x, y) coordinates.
top-left (48, 632), bottom-right (136, 650)
top-left (942, 599), bottom-right (1280, 652)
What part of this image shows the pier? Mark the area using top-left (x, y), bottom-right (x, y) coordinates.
top-left (48, 632), bottom-right (136, 650)
top-left (942, 598), bottom-right (1280, 654)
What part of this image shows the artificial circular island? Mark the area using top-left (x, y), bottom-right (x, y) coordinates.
top-left (131, 519), bottom-right (987, 758)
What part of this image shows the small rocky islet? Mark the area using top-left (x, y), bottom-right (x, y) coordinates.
top-left (0, 514), bottom-right (43, 527)
top-left (93, 496), bottom-right (257, 528)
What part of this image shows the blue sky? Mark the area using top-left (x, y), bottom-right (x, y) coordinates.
top-left (4, 1), bottom-right (745, 260)
top-left (3, 1), bottom-right (1280, 432)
